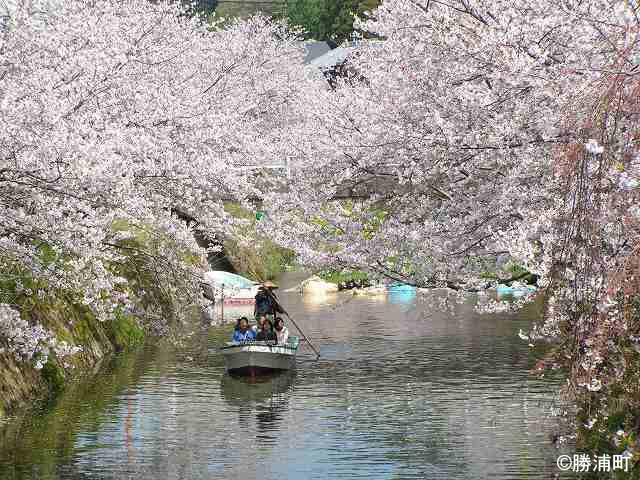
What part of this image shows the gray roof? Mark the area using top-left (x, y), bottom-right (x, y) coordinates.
top-left (308, 46), bottom-right (356, 70)
top-left (299, 41), bottom-right (332, 64)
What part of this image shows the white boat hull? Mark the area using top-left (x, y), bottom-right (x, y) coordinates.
top-left (221, 340), bottom-right (298, 375)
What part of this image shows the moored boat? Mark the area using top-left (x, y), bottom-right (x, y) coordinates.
top-left (220, 337), bottom-right (300, 375)
top-left (203, 270), bottom-right (261, 304)
top-left (495, 283), bottom-right (537, 298)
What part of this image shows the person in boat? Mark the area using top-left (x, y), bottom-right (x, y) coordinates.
top-left (254, 285), bottom-right (274, 320)
top-left (252, 315), bottom-right (270, 333)
top-left (234, 316), bottom-right (251, 335)
top-left (254, 281), bottom-right (283, 320)
top-left (274, 317), bottom-right (289, 345)
top-left (255, 315), bottom-right (276, 342)
top-left (232, 317), bottom-right (256, 343)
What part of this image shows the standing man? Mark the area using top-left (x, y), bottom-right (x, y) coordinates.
top-left (254, 281), bottom-right (281, 320)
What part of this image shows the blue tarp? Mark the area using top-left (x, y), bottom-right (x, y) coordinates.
top-left (388, 283), bottom-right (417, 293)
top-left (496, 284), bottom-right (537, 298)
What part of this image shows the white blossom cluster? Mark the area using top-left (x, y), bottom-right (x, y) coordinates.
top-left (261, 0), bottom-right (623, 291)
top-left (0, 304), bottom-right (81, 369)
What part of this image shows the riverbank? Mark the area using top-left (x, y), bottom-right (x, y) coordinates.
top-left (0, 220), bottom-right (207, 418)
top-left (0, 281), bottom-right (145, 418)
top-left (210, 202), bottom-right (296, 282)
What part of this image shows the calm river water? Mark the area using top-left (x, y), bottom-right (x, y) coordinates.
top-left (0, 282), bottom-right (569, 479)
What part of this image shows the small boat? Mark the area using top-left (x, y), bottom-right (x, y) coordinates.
top-left (203, 270), bottom-right (261, 305)
top-left (220, 337), bottom-right (300, 375)
top-left (387, 282), bottom-right (417, 293)
top-left (495, 283), bottom-right (537, 297)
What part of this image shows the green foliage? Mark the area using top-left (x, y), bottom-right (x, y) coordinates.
top-left (213, 1), bottom-right (282, 20)
top-left (506, 263), bottom-right (529, 277)
top-left (41, 360), bottom-right (65, 396)
top-left (111, 219), bottom-right (151, 244)
top-left (106, 310), bottom-right (144, 351)
top-left (223, 202), bottom-right (296, 280)
top-left (311, 216), bottom-right (344, 236)
top-left (362, 208), bottom-right (387, 240)
top-left (223, 202), bottom-right (255, 220)
top-left (109, 219), bottom-right (207, 328)
top-left (36, 243), bottom-right (58, 267)
top-left (479, 263), bottom-right (533, 282)
top-left (281, 0), bottom-right (381, 43)
top-left (318, 269), bottom-right (368, 284)
top-left (479, 271), bottom-right (499, 280)
top-left (225, 236), bottom-right (296, 281)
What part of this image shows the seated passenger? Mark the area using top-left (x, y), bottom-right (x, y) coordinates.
top-left (234, 317), bottom-right (246, 332)
top-left (274, 317), bottom-right (289, 345)
top-left (255, 316), bottom-right (276, 342)
top-left (252, 315), bottom-right (270, 332)
top-left (232, 318), bottom-right (256, 343)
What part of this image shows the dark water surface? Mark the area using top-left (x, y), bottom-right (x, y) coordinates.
top-left (0, 286), bottom-right (567, 479)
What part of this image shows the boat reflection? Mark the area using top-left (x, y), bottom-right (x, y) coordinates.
top-left (387, 291), bottom-right (416, 314)
top-left (220, 371), bottom-right (296, 442)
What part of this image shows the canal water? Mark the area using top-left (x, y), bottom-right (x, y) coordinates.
top-left (0, 285), bottom-right (568, 479)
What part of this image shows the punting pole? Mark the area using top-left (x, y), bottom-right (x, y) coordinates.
top-left (274, 297), bottom-right (321, 360)
top-left (252, 269), bottom-right (321, 360)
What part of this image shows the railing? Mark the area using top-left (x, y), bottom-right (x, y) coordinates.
top-left (221, 336), bottom-right (300, 350)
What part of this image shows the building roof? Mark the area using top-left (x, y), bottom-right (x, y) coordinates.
top-left (299, 41), bottom-right (332, 64)
top-left (308, 46), bottom-right (356, 71)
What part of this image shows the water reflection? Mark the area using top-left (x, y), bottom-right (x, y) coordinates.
top-left (301, 290), bottom-right (338, 312)
top-left (387, 289), bottom-right (417, 311)
top-left (221, 372), bottom-right (295, 444)
top-left (0, 284), bottom-right (570, 480)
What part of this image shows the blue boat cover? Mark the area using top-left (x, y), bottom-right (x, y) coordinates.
top-left (388, 282), bottom-right (417, 292)
top-left (204, 271), bottom-right (258, 289)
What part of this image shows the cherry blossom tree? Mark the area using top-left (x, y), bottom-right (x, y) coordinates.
top-left (539, 7), bottom-right (640, 449)
top-left (263, 0), bottom-right (637, 289)
top-left (0, 0), bottom-right (319, 364)
top-left (261, 0), bottom-right (640, 448)
top-left (264, 0), bottom-right (585, 287)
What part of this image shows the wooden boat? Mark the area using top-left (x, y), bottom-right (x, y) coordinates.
top-left (220, 336), bottom-right (300, 375)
